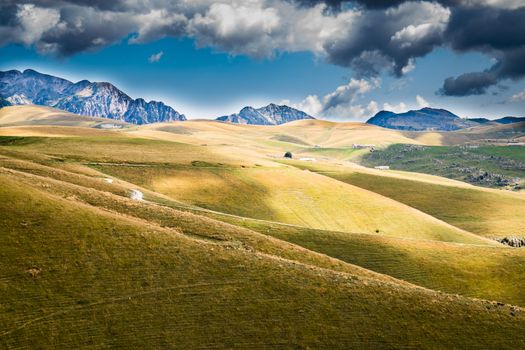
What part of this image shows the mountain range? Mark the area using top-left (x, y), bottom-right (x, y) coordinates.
top-left (366, 108), bottom-right (479, 131)
top-left (0, 69), bottom-right (186, 124)
top-left (217, 104), bottom-right (315, 125)
top-left (1, 69), bottom-right (522, 130)
top-left (367, 108), bottom-right (525, 131)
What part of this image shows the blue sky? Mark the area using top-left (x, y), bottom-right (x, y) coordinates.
top-left (1, 1), bottom-right (524, 120)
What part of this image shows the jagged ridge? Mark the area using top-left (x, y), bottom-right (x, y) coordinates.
top-left (0, 69), bottom-right (186, 124)
top-left (217, 103), bottom-right (315, 125)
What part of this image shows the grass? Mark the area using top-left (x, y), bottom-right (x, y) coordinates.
top-left (361, 144), bottom-right (525, 188)
top-left (297, 147), bottom-right (365, 160)
top-left (293, 164), bottom-right (525, 238)
top-left (2, 107), bottom-right (525, 347)
top-left (92, 162), bottom-right (491, 244)
top-left (225, 219), bottom-right (525, 307)
top-left (2, 161), bottom-right (525, 348)
top-left (0, 135), bottom-right (235, 165)
top-left (0, 105), bottom-right (127, 128)
top-left (271, 134), bottom-right (311, 146)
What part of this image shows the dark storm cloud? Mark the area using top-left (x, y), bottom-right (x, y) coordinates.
top-left (440, 71), bottom-right (498, 96)
top-left (9, 0), bottom-right (130, 11)
top-left (440, 6), bottom-right (525, 96)
top-left (291, 0), bottom-right (347, 9)
top-left (0, 3), bottom-right (19, 25)
top-left (323, 1), bottom-right (450, 76)
top-left (0, 0), bottom-right (192, 56)
top-left (38, 5), bottom-right (136, 56)
top-left (292, 0), bottom-right (464, 9)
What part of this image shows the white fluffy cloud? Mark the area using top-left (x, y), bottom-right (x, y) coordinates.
top-left (16, 4), bottom-right (61, 46)
top-left (416, 95), bottom-right (430, 108)
top-left (186, 1), bottom-right (357, 58)
top-left (510, 90), bottom-right (525, 102)
top-left (131, 10), bottom-right (188, 43)
top-left (383, 101), bottom-right (408, 113)
top-left (189, 2), bottom-right (281, 57)
top-left (284, 78), bottom-right (381, 120)
top-left (473, 0), bottom-right (525, 10)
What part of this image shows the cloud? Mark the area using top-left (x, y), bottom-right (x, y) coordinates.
top-left (416, 95), bottom-right (430, 108)
top-left (439, 5), bottom-right (525, 96)
top-left (0, 0), bottom-right (356, 59)
top-left (285, 78), bottom-right (381, 120)
top-left (188, 2), bottom-right (282, 58)
top-left (148, 51), bottom-right (164, 63)
top-left (439, 71), bottom-right (498, 96)
top-left (383, 101), bottom-right (408, 113)
top-left (323, 1), bottom-right (450, 76)
top-left (286, 81), bottom-right (434, 120)
top-left (510, 90), bottom-right (525, 102)
top-left (0, 0), bottom-right (524, 99)
top-left (401, 58), bottom-right (415, 74)
top-left (130, 10), bottom-right (187, 44)
top-left (16, 4), bottom-right (61, 46)
top-left (318, 0), bottom-right (524, 10)
top-left (187, 1), bottom-right (358, 58)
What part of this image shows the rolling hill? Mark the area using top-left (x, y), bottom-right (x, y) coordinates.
top-left (1, 105), bottom-right (525, 348)
top-left (286, 160), bottom-right (525, 238)
top-left (3, 165), bottom-right (525, 348)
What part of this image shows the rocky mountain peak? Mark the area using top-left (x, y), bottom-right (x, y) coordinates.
top-left (217, 104), bottom-right (314, 125)
top-left (0, 69), bottom-right (186, 124)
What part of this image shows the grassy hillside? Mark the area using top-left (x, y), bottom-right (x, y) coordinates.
top-left (0, 132), bottom-right (489, 244)
top-left (0, 105), bottom-right (129, 128)
top-left (2, 160), bottom-right (525, 348)
top-left (2, 155), bottom-right (521, 308)
top-left (224, 218), bottom-right (525, 307)
top-left (2, 106), bottom-right (525, 348)
top-left (6, 133), bottom-right (525, 308)
top-left (6, 153), bottom-right (525, 309)
top-left (0, 135), bottom-right (237, 166)
top-left (289, 161), bottom-right (525, 238)
top-left (336, 172), bottom-right (525, 238)
top-left (92, 162), bottom-right (491, 244)
top-left (361, 144), bottom-right (525, 188)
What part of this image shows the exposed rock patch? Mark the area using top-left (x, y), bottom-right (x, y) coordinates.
top-left (496, 237), bottom-right (525, 247)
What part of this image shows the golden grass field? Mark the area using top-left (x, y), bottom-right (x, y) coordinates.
top-left (1, 105), bottom-right (525, 348)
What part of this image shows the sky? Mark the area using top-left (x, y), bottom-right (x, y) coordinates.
top-left (1, 0), bottom-right (525, 120)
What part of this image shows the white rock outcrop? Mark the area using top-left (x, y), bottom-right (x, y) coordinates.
top-left (130, 189), bottom-right (143, 201)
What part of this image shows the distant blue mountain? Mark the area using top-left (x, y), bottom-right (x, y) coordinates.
top-left (466, 118), bottom-right (492, 124)
top-left (0, 96), bottom-right (11, 108)
top-left (217, 103), bottom-right (315, 125)
top-left (0, 69), bottom-right (186, 124)
top-left (494, 116), bottom-right (525, 124)
top-left (366, 107), bottom-right (478, 131)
